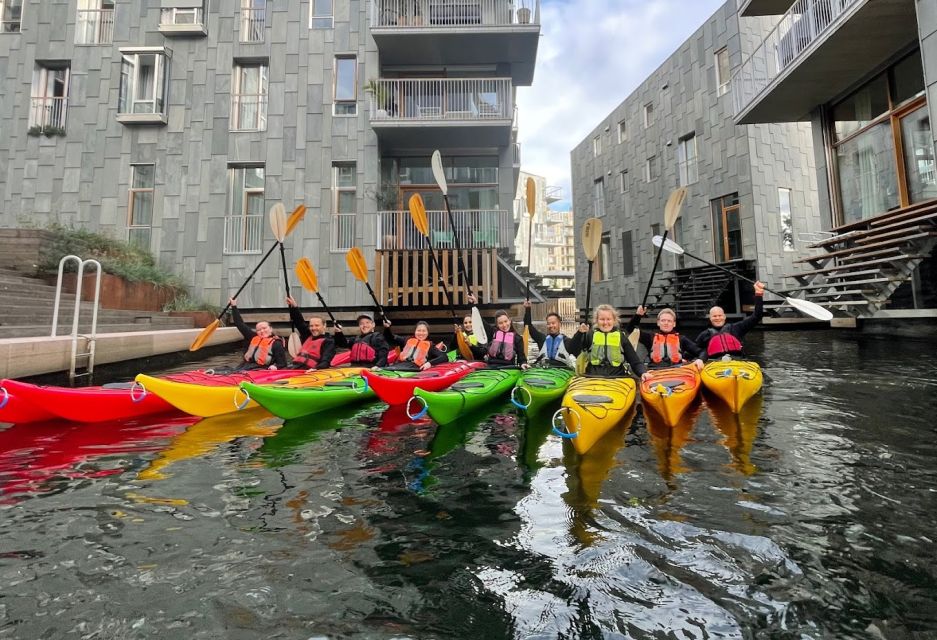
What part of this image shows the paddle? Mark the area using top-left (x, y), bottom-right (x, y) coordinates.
top-left (269, 204), bottom-right (301, 356)
top-left (295, 258), bottom-right (338, 326)
top-left (639, 187), bottom-right (687, 311)
top-left (523, 177), bottom-right (536, 356)
top-left (345, 246), bottom-right (386, 321)
top-left (189, 203), bottom-right (308, 351)
top-left (581, 217), bottom-right (603, 324)
top-left (431, 150), bottom-right (471, 300)
top-left (652, 235), bottom-right (834, 321)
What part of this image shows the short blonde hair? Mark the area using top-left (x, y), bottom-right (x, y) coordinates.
top-left (593, 304), bottom-right (618, 324)
top-left (657, 307), bottom-right (677, 321)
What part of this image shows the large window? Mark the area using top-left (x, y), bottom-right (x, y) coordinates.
top-left (619, 169), bottom-right (628, 194)
top-left (311, 0), bottom-right (332, 29)
top-left (711, 193), bottom-right (742, 262)
top-left (617, 119), bottom-right (628, 143)
top-left (160, 1), bottom-right (205, 27)
top-left (597, 232), bottom-right (611, 281)
top-left (832, 51), bottom-right (934, 224)
top-left (240, 0), bottom-right (265, 42)
top-left (29, 64), bottom-right (69, 130)
top-left (593, 178), bottom-right (605, 217)
top-left (231, 62), bottom-right (268, 131)
top-left (645, 155), bottom-right (659, 183)
top-left (621, 230), bottom-right (634, 277)
top-left (224, 166), bottom-right (265, 254)
top-left (1, 0), bottom-right (22, 32)
top-left (715, 47), bottom-right (730, 97)
top-left (778, 187), bottom-right (795, 252)
top-left (76, 0), bottom-right (114, 44)
top-left (643, 102), bottom-right (654, 128)
top-left (677, 134), bottom-right (698, 186)
top-left (332, 163), bottom-right (356, 251)
top-left (118, 49), bottom-right (170, 117)
top-left (334, 56), bottom-right (357, 116)
top-left (128, 164), bottom-right (155, 248)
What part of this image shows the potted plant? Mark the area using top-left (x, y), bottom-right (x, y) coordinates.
top-left (517, 0), bottom-right (531, 24)
top-left (364, 79), bottom-right (389, 117)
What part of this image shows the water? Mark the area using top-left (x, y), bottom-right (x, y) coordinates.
top-left (1, 331), bottom-right (936, 639)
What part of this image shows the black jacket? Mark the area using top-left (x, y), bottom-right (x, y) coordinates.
top-left (569, 328), bottom-right (646, 377)
top-left (230, 307), bottom-right (288, 369)
top-left (523, 307), bottom-right (578, 367)
top-left (287, 305), bottom-right (336, 369)
top-left (694, 296), bottom-right (763, 358)
top-left (334, 329), bottom-right (390, 367)
top-left (384, 328), bottom-right (448, 369)
top-left (625, 313), bottom-right (702, 369)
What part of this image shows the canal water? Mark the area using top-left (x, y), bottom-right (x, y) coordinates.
top-left (1, 331), bottom-right (935, 639)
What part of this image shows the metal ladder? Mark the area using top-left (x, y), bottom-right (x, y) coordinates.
top-left (51, 255), bottom-right (102, 384)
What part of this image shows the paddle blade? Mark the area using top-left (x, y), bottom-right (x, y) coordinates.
top-left (345, 247), bottom-right (369, 283)
top-left (189, 319), bottom-right (220, 351)
top-left (664, 187), bottom-right (688, 230)
top-left (269, 203), bottom-right (287, 242)
top-left (652, 235), bottom-right (685, 255)
top-left (582, 217), bottom-right (603, 261)
top-left (525, 177), bottom-right (536, 218)
top-left (285, 204), bottom-right (307, 236)
top-left (288, 331), bottom-right (302, 358)
top-left (431, 150), bottom-right (448, 195)
top-left (471, 306), bottom-right (488, 344)
top-left (785, 297), bottom-right (834, 322)
top-left (627, 328), bottom-right (640, 350)
top-left (295, 257), bottom-right (319, 292)
top-left (523, 325), bottom-right (530, 358)
top-left (455, 330), bottom-right (474, 361)
top-left (408, 194), bottom-right (429, 236)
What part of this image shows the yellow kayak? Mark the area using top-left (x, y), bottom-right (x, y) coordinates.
top-left (705, 389), bottom-right (764, 475)
top-left (553, 377), bottom-right (637, 455)
top-left (639, 364), bottom-right (701, 428)
top-left (700, 359), bottom-right (763, 413)
top-left (645, 401), bottom-right (699, 482)
top-left (135, 368), bottom-right (362, 418)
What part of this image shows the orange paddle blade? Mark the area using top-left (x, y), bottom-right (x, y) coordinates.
top-left (189, 319), bottom-right (220, 351)
top-left (345, 247), bottom-right (369, 282)
top-left (456, 330), bottom-right (474, 361)
top-left (525, 178), bottom-right (536, 218)
top-left (295, 257), bottom-right (319, 292)
top-left (285, 204), bottom-right (307, 236)
top-left (408, 194), bottom-right (429, 236)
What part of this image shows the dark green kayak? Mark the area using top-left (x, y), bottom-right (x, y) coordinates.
top-left (412, 368), bottom-right (521, 425)
top-left (511, 366), bottom-right (575, 414)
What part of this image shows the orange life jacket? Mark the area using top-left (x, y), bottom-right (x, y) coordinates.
top-left (245, 335), bottom-right (279, 366)
top-left (650, 333), bottom-right (683, 364)
top-left (293, 335), bottom-right (325, 368)
top-left (401, 338), bottom-right (431, 367)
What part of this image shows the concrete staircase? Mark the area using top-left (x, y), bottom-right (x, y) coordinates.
top-left (649, 260), bottom-right (755, 319)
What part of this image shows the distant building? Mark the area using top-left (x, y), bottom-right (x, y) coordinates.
top-left (513, 171), bottom-right (573, 293)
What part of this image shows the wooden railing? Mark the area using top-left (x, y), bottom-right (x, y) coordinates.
top-left (376, 248), bottom-right (498, 307)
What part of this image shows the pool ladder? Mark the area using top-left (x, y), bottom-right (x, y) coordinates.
top-left (51, 255), bottom-right (102, 384)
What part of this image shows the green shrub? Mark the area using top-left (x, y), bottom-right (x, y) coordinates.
top-left (162, 294), bottom-right (220, 315)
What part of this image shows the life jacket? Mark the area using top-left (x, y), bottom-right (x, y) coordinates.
top-left (350, 332), bottom-right (379, 364)
top-left (244, 335), bottom-right (279, 366)
top-left (589, 330), bottom-right (623, 367)
top-left (651, 332), bottom-right (683, 364)
top-left (487, 330), bottom-right (516, 362)
top-left (465, 332), bottom-right (479, 346)
top-left (401, 338), bottom-right (431, 367)
top-left (293, 335), bottom-right (326, 368)
top-left (705, 329), bottom-right (744, 357)
top-left (541, 333), bottom-right (573, 367)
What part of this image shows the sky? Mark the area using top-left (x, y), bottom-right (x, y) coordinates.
top-left (517, 0), bottom-right (727, 209)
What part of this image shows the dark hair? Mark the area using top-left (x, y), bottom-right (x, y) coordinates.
top-left (546, 312), bottom-right (562, 322)
top-left (494, 309), bottom-right (510, 321)
top-left (414, 321), bottom-right (430, 331)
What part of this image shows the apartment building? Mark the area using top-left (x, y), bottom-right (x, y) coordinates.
top-left (0, 0), bottom-right (540, 310)
top-left (512, 170), bottom-right (573, 292)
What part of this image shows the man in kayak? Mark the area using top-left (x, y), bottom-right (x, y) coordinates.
top-left (467, 294), bottom-right (528, 369)
top-left (694, 282), bottom-right (765, 359)
top-left (228, 298), bottom-right (288, 370)
top-left (334, 312), bottom-right (389, 368)
top-left (573, 304), bottom-right (647, 379)
top-left (285, 295), bottom-right (336, 370)
top-left (522, 299), bottom-right (578, 368)
top-left (627, 306), bottom-right (704, 371)
top-left (382, 319), bottom-right (448, 371)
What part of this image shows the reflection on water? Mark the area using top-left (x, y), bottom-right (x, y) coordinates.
top-left (0, 331), bottom-right (936, 638)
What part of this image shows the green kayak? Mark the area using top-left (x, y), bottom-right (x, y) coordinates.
top-left (510, 367), bottom-right (575, 414)
top-left (240, 376), bottom-right (378, 420)
top-left (412, 368), bottom-right (521, 426)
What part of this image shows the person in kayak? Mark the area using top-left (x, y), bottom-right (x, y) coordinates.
top-left (627, 306), bottom-right (704, 371)
top-left (694, 281), bottom-right (765, 359)
top-left (522, 299), bottom-right (578, 368)
top-left (467, 294), bottom-right (528, 369)
top-left (382, 319), bottom-right (448, 371)
top-left (334, 312), bottom-right (390, 368)
top-left (572, 304), bottom-right (648, 379)
top-left (444, 314), bottom-right (485, 360)
top-left (285, 295), bottom-right (336, 370)
top-left (228, 298), bottom-right (288, 370)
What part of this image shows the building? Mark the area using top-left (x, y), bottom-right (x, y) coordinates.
top-left (512, 170), bottom-right (573, 293)
top-left (0, 0), bottom-right (541, 312)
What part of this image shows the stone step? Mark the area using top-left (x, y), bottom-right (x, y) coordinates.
top-left (0, 313), bottom-right (193, 327)
top-left (0, 301), bottom-right (177, 318)
top-left (0, 322), bottom-right (193, 340)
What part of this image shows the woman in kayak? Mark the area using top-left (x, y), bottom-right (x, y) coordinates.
top-left (382, 319), bottom-right (448, 371)
top-left (694, 281), bottom-right (765, 359)
top-left (627, 306), bottom-right (704, 371)
top-left (334, 312), bottom-right (390, 368)
top-left (285, 295), bottom-right (336, 370)
top-left (572, 304), bottom-right (647, 379)
top-left (522, 299), bottom-right (578, 368)
top-left (444, 314), bottom-right (485, 360)
top-left (467, 294), bottom-right (528, 369)
top-left (229, 298), bottom-right (288, 370)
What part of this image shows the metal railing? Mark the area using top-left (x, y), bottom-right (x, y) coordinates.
top-left (370, 0), bottom-right (540, 28)
top-left (239, 7), bottom-right (265, 42)
top-left (732, 0), bottom-right (860, 116)
top-left (377, 209), bottom-right (512, 250)
top-left (231, 94), bottom-right (268, 130)
top-left (223, 213), bottom-right (264, 254)
top-left (369, 78), bottom-right (513, 121)
top-left (75, 8), bottom-right (114, 44)
top-left (52, 255), bottom-right (102, 383)
top-left (332, 213), bottom-right (356, 252)
top-left (29, 96), bottom-right (68, 129)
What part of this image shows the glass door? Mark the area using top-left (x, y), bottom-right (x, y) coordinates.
top-left (711, 193), bottom-right (742, 262)
top-left (900, 104), bottom-right (937, 204)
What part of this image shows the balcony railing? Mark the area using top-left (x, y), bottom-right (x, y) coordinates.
top-left (369, 78), bottom-right (513, 121)
top-left (231, 94), bottom-right (268, 131)
top-left (370, 0), bottom-right (540, 28)
top-left (75, 8), bottom-right (114, 44)
top-left (239, 8), bottom-right (265, 43)
top-left (29, 96), bottom-right (68, 130)
top-left (377, 209), bottom-right (512, 250)
top-left (732, 0), bottom-right (860, 116)
top-left (223, 214), bottom-right (264, 254)
top-left (332, 213), bottom-right (356, 252)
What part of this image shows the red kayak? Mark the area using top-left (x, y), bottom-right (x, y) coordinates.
top-left (361, 361), bottom-right (486, 406)
top-left (0, 386), bottom-right (58, 424)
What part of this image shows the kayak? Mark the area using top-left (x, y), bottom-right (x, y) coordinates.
top-left (361, 361), bottom-right (486, 405)
top-left (240, 373), bottom-right (379, 420)
top-left (412, 368), bottom-right (521, 426)
top-left (705, 388), bottom-right (763, 475)
top-left (645, 399), bottom-right (699, 480)
top-left (700, 359), bottom-right (763, 413)
top-left (510, 366), bottom-right (574, 414)
top-left (0, 384), bottom-right (59, 424)
top-left (135, 368), bottom-right (361, 418)
top-left (554, 377), bottom-right (637, 455)
top-left (639, 364), bottom-right (702, 428)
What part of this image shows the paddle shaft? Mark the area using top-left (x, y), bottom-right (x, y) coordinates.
top-left (583, 259), bottom-right (595, 323)
top-left (314, 291), bottom-right (338, 325)
top-left (361, 280), bottom-right (387, 321)
top-left (676, 246), bottom-right (783, 298)
top-left (441, 193), bottom-right (472, 298)
top-left (639, 229), bottom-right (669, 309)
top-left (216, 241), bottom-right (278, 319)
top-left (526, 215), bottom-right (534, 269)
top-left (423, 233), bottom-right (457, 321)
top-left (278, 243), bottom-right (291, 297)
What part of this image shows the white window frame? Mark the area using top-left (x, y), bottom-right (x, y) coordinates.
top-left (592, 135), bottom-right (601, 157)
top-left (1, 0), bottom-right (23, 33)
top-left (643, 102), bottom-right (654, 128)
top-left (310, 0), bottom-right (333, 29)
top-left (75, 0), bottom-right (115, 45)
top-left (645, 155), bottom-right (658, 183)
top-left (597, 232), bottom-right (611, 282)
top-left (224, 165), bottom-right (265, 255)
top-left (333, 55), bottom-right (358, 116)
top-left (715, 47), bottom-right (730, 97)
top-left (677, 134), bottom-right (698, 186)
top-left (778, 187), bottom-right (795, 252)
top-left (619, 169), bottom-right (629, 194)
top-left (29, 65), bottom-right (70, 130)
top-left (331, 163), bottom-right (357, 252)
top-left (231, 62), bottom-right (268, 131)
top-left (118, 48), bottom-right (170, 117)
top-left (239, 0), bottom-right (266, 43)
top-left (128, 163), bottom-right (155, 248)
top-left (617, 119), bottom-right (627, 143)
top-left (593, 177), bottom-right (605, 217)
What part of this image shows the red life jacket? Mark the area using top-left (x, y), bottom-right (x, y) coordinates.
top-left (350, 332), bottom-right (378, 364)
top-left (401, 338), bottom-right (431, 367)
top-left (651, 333), bottom-right (683, 364)
top-left (488, 330), bottom-right (516, 362)
top-left (706, 331), bottom-right (744, 357)
top-left (245, 335), bottom-right (279, 366)
top-left (293, 335), bottom-right (325, 368)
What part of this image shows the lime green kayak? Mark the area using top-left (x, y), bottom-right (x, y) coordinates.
top-left (240, 375), bottom-right (378, 420)
top-left (413, 368), bottom-right (521, 425)
top-left (511, 366), bottom-right (574, 414)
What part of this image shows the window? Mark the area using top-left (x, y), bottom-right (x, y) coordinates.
top-left (1, 0), bottom-right (22, 32)
top-left (240, 0), bottom-right (265, 43)
top-left (224, 165), bottom-right (265, 254)
top-left (332, 163), bottom-right (356, 251)
top-left (645, 155), bottom-right (659, 182)
top-left (128, 164), bottom-right (155, 248)
top-left (617, 119), bottom-right (627, 143)
top-left (118, 49), bottom-right (170, 120)
top-left (593, 135), bottom-right (601, 157)
top-left (311, 0), bottom-right (332, 29)
top-left (29, 64), bottom-right (69, 131)
top-left (76, 0), bottom-right (114, 44)
top-left (231, 62), bottom-right (268, 131)
top-left (593, 178), bottom-right (605, 217)
top-left (621, 230), bottom-right (633, 277)
top-left (597, 232), bottom-right (611, 281)
top-left (778, 188), bottom-right (795, 252)
top-left (334, 56), bottom-right (357, 116)
top-left (711, 193), bottom-right (742, 262)
top-left (619, 169), bottom-right (629, 194)
top-left (643, 102), bottom-right (654, 128)
top-left (159, 1), bottom-right (206, 32)
top-left (715, 47), bottom-right (730, 96)
top-left (677, 133), bottom-right (698, 186)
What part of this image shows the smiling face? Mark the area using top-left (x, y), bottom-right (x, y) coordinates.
top-left (358, 318), bottom-right (374, 334)
top-left (414, 323), bottom-right (429, 340)
top-left (657, 310), bottom-right (677, 332)
top-left (546, 313), bottom-right (561, 335)
top-left (255, 322), bottom-right (273, 338)
top-left (708, 306), bottom-right (727, 328)
top-left (308, 317), bottom-right (325, 337)
top-left (596, 309), bottom-right (616, 332)
top-left (496, 313), bottom-right (512, 332)
top-left (462, 316), bottom-right (473, 333)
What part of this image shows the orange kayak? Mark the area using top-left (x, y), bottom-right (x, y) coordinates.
top-left (639, 364), bottom-right (701, 427)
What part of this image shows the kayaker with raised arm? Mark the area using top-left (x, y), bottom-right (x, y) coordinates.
top-left (627, 306), bottom-right (704, 371)
top-left (571, 304), bottom-right (647, 380)
top-left (467, 294), bottom-right (528, 369)
top-left (382, 319), bottom-right (448, 371)
top-left (228, 298), bottom-right (288, 371)
top-left (522, 299), bottom-right (578, 369)
top-left (694, 281), bottom-right (765, 359)
top-left (444, 314), bottom-right (485, 360)
top-left (334, 312), bottom-right (390, 369)
top-left (285, 295), bottom-right (336, 370)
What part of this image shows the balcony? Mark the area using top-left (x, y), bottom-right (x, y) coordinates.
top-left (28, 97), bottom-right (68, 131)
top-left (733, 0), bottom-right (918, 124)
top-left (369, 78), bottom-right (514, 147)
top-left (377, 209), bottom-right (513, 250)
top-left (738, 0), bottom-right (798, 16)
top-left (239, 7), bottom-right (265, 43)
top-left (370, 0), bottom-right (540, 85)
top-left (75, 8), bottom-right (114, 44)
top-left (159, 7), bottom-right (208, 37)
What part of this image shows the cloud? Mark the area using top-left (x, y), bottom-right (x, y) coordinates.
top-left (516, 0), bottom-right (727, 200)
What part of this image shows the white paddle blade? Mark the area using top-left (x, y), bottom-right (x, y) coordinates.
top-left (288, 331), bottom-right (302, 357)
top-left (785, 297), bottom-right (834, 322)
top-left (431, 150), bottom-right (448, 196)
top-left (269, 203), bottom-right (288, 242)
top-left (471, 306), bottom-right (488, 344)
top-left (652, 235), bottom-right (685, 255)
